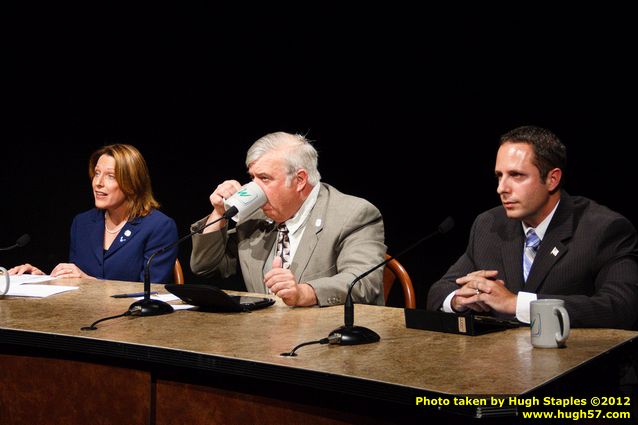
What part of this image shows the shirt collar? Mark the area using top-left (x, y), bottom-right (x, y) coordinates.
top-left (521, 200), bottom-right (560, 240)
top-left (281, 184), bottom-right (320, 235)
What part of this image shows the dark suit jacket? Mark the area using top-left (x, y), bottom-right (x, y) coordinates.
top-left (190, 183), bottom-right (386, 306)
top-left (69, 208), bottom-right (178, 283)
top-left (427, 192), bottom-right (638, 329)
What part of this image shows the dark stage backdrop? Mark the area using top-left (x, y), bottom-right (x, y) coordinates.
top-left (3, 8), bottom-right (637, 308)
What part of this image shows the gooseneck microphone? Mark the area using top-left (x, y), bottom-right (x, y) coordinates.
top-left (0, 234), bottom-right (31, 251)
top-left (328, 216), bottom-right (454, 345)
top-left (128, 206), bottom-right (239, 316)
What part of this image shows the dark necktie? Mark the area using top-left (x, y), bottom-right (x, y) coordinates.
top-left (523, 229), bottom-right (541, 281)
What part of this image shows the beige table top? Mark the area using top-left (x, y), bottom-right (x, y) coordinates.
top-left (1, 278), bottom-right (636, 396)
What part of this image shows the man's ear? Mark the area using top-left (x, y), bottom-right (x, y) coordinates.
top-left (295, 168), bottom-right (308, 192)
top-left (546, 168), bottom-right (562, 192)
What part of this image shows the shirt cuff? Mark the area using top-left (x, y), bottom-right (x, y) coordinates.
top-left (516, 291), bottom-right (537, 323)
top-left (442, 290), bottom-right (467, 313)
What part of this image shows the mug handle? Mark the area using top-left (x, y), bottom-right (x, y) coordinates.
top-left (0, 267), bottom-right (8, 296)
top-left (553, 306), bottom-right (570, 346)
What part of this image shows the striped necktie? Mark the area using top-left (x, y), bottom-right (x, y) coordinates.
top-left (523, 229), bottom-right (541, 281)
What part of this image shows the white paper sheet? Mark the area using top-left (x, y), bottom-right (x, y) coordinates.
top-left (8, 274), bottom-right (56, 285)
top-left (130, 293), bottom-right (195, 310)
top-left (152, 293), bottom-right (195, 310)
top-left (169, 303), bottom-right (196, 311)
top-left (6, 284), bottom-right (79, 298)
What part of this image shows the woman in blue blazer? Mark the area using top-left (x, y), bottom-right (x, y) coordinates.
top-left (10, 144), bottom-right (178, 283)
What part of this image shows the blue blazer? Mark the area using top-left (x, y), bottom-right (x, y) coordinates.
top-left (69, 208), bottom-right (178, 283)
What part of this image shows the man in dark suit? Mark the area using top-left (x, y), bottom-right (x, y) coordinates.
top-left (427, 125), bottom-right (638, 329)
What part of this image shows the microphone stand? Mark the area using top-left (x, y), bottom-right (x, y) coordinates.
top-left (329, 217), bottom-right (454, 345)
top-left (128, 206), bottom-right (238, 316)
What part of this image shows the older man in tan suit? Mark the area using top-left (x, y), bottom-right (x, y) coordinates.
top-left (190, 131), bottom-right (385, 307)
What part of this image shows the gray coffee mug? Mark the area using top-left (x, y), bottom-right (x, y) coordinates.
top-left (530, 299), bottom-right (570, 348)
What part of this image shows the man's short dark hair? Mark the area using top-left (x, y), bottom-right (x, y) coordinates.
top-left (500, 125), bottom-right (567, 186)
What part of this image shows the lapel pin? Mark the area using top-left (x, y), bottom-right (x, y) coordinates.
top-left (315, 219), bottom-right (322, 227)
top-left (124, 229), bottom-right (132, 237)
top-left (551, 247), bottom-right (559, 256)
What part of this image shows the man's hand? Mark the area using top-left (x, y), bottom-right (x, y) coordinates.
top-left (203, 179), bottom-right (242, 233)
top-left (264, 257), bottom-right (317, 306)
top-left (453, 270), bottom-right (517, 315)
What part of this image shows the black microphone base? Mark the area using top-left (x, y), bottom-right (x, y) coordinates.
top-left (329, 325), bottom-right (380, 345)
top-left (128, 298), bottom-right (174, 316)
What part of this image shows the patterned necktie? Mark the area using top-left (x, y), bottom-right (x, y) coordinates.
top-left (276, 223), bottom-right (291, 269)
top-left (523, 229), bottom-right (541, 281)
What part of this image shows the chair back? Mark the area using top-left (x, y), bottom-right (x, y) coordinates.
top-left (173, 258), bottom-right (185, 285)
top-left (383, 254), bottom-right (416, 308)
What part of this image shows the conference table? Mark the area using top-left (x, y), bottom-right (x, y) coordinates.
top-left (1, 278), bottom-right (636, 424)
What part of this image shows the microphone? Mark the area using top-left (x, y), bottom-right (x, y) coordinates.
top-left (223, 182), bottom-right (267, 223)
top-left (0, 234), bottom-right (31, 251)
top-left (328, 216), bottom-right (455, 345)
top-left (128, 206), bottom-right (240, 316)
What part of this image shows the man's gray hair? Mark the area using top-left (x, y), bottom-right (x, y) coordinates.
top-left (246, 132), bottom-right (321, 186)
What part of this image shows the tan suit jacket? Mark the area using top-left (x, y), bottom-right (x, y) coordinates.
top-left (190, 183), bottom-right (386, 306)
